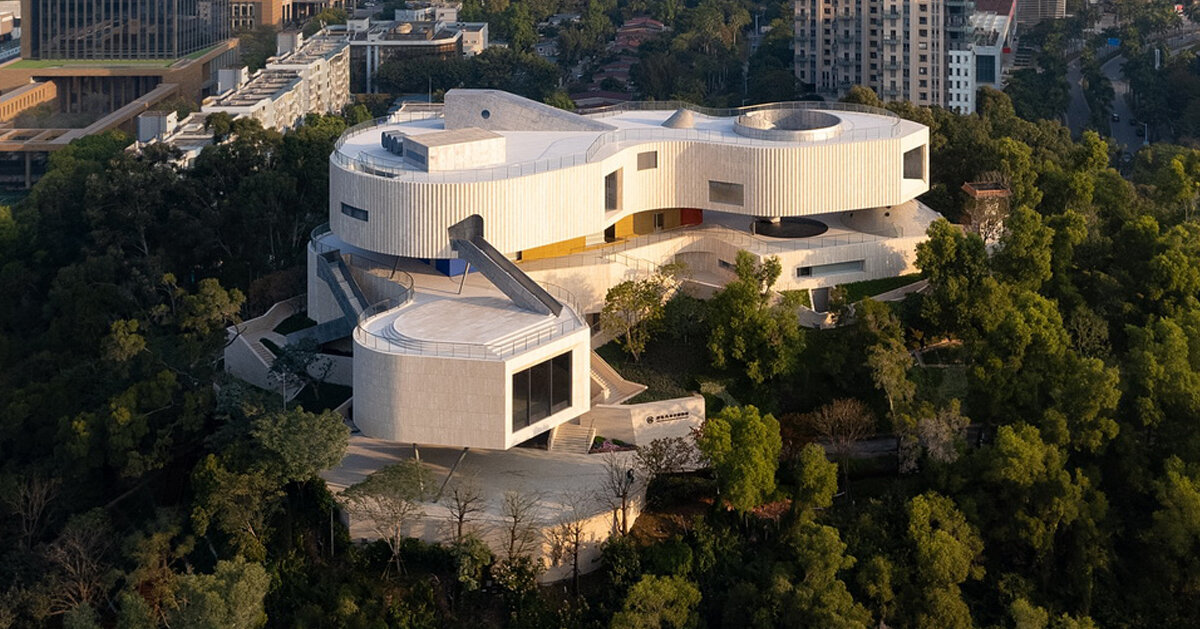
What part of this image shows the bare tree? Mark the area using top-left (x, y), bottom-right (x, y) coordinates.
top-left (500, 490), bottom-right (542, 560)
top-left (634, 436), bottom-right (697, 483)
top-left (443, 473), bottom-right (486, 543)
top-left (805, 398), bottom-right (875, 499)
top-left (598, 453), bottom-right (641, 535)
top-left (0, 474), bottom-right (61, 550)
top-left (544, 490), bottom-right (592, 594)
top-left (338, 459), bottom-right (432, 577)
top-left (43, 510), bottom-right (113, 616)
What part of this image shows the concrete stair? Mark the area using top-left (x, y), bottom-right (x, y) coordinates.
top-left (548, 421), bottom-right (595, 454)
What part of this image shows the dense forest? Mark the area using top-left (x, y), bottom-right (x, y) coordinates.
top-left (8, 4), bottom-right (1200, 626)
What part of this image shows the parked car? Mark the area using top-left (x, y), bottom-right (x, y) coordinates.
top-left (1112, 112), bottom-right (1120, 122)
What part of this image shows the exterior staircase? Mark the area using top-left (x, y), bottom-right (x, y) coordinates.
top-left (589, 351), bottom-right (647, 405)
top-left (548, 421), bottom-right (595, 454)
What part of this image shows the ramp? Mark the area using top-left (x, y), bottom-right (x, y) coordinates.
top-left (451, 234), bottom-right (562, 316)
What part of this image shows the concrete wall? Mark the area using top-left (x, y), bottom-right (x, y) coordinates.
top-left (587, 394), bottom-right (705, 445)
top-left (351, 326), bottom-right (592, 449)
top-left (329, 124), bottom-right (929, 259)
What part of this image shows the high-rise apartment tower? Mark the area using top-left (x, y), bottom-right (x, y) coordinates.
top-left (794, 0), bottom-right (946, 106)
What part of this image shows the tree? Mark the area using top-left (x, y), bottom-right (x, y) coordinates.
top-left (250, 407), bottom-right (348, 483)
top-left (794, 442), bottom-right (838, 511)
top-left (1148, 456), bottom-right (1200, 594)
top-left (907, 492), bottom-right (984, 628)
top-left (0, 473), bottom-right (61, 549)
top-left (708, 251), bottom-right (803, 384)
top-left (499, 489), bottom-right (542, 560)
top-left (598, 453), bottom-right (641, 535)
top-left (168, 558), bottom-right (269, 629)
top-left (804, 399), bottom-right (874, 498)
top-left (444, 473), bottom-right (486, 542)
top-left (858, 299), bottom-right (914, 417)
top-left (338, 459), bottom-right (434, 576)
top-left (696, 405), bottom-right (782, 514)
top-left (544, 491), bottom-right (591, 593)
top-left (612, 574), bottom-right (702, 629)
top-left (634, 436), bottom-right (697, 482)
top-left (43, 510), bottom-right (114, 617)
top-left (600, 265), bottom-right (679, 361)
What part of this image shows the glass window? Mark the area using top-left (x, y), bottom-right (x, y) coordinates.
top-left (340, 203), bottom-right (368, 221)
top-left (512, 351), bottom-right (574, 432)
top-left (637, 151), bottom-right (658, 170)
top-left (551, 353), bottom-right (572, 412)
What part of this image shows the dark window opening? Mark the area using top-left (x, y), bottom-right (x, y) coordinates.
top-left (903, 146), bottom-right (926, 180)
top-left (512, 351), bottom-right (574, 432)
top-left (341, 203), bottom-right (368, 221)
top-left (605, 169), bottom-right (622, 211)
top-left (637, 151), bottom-right (658, 170)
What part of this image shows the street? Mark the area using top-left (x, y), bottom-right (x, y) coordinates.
top-left (1065, 24), bottom-right (1200, 155)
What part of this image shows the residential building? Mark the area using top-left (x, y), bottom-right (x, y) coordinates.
top-left (202, 29), bottom-right (349, 129)
top-left (232, 0), bottom-right (295, 30)
top-left (137, 29), bottom-right (350, 162)
top-left (21, 0), bottom-right (231, 60)
top-left (946, 0), bottom-right (1014, 113)
top-left (295, 89), bottom-right (936, 451)
top-left (794, 0), bottom-right (945, 106)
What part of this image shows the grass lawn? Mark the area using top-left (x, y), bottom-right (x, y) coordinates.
top-left (840, 273), bottom-right (922, 303)
top-left (273, 312), bottom-right (318, 336)
top-left (911, 365), bottom-right (968, 406)
top-left (8, 57), bottom-right (177, 69)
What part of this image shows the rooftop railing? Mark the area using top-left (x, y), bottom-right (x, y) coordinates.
top-left (353, 282), bottom-right (587, 360)
top-left (331, 99), bottom-right (905, 182)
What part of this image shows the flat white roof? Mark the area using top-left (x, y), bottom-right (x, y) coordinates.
top-left (336, 105), bottom-right (921, 178)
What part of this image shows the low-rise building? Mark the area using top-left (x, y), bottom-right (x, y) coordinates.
top-left (341, 15), bottom-right (488, 92)
top-left (202, 29), bottom-right (349, 130)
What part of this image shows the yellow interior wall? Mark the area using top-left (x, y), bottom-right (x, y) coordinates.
top-left (630, 209), bottom-right (683, 235)
top-left (520, 236), bottom-right (587, 262)
top-left (613, 215), bottom-right (636, 239)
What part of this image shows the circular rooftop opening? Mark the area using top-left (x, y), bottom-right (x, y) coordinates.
top-left (753, 217), bottom-right (829, 239)
top-left (481, 109), bottom-right (491, 119)
top-left (734, 108), bottom-right (843, 142)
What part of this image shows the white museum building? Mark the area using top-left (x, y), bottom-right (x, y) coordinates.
top-left (294, 88), bottom-right (936, 452)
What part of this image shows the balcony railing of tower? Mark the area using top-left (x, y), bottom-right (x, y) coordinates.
top-left (332, 100), bottom-right (904, 182)
top-left (353, 282), bottom-right (587, 360)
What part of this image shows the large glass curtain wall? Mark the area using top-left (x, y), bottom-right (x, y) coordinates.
top-left (26, 0), bottom-right (231, 60)
top-left (511, 352), bottom-right (573, 432)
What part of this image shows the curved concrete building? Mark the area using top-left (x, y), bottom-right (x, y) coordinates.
top-left (306, 89), bottom-right (939, 450)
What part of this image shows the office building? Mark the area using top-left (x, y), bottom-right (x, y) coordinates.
top-left (21, 0), bottom-right (231, 60)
